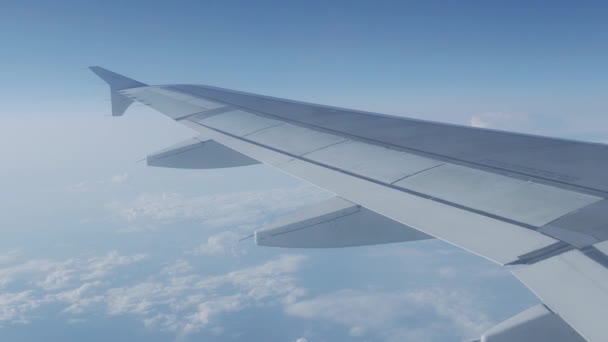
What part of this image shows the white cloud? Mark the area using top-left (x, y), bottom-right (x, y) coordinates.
top-left (0, 259), bottom-right (67, 289)
top-left (286, 288), bottom-right (493, 341)
top-left (286, 290), bottom-right (411, 335)
top-left (110, 172), bottom-right (129, 184)
top-left (294, 338), bottom-right (308, 342)
top-left (30, 251), bottom-right (146, 290)
top-left (160, 259), bottom-right (193, 276)
top-left (108, 185), bottom-right (330, 233)
top-left (0, 250), bottom-right (21, 265)
top-left (66, 172), bottom-right (130, 193)
top-left (50, 282), bottom-right (104, 314)
top-left (66, 181), bottom-right (89, 193)
top-left (67, 318), bottom-right (86, 324)
top-left (0, 291), bottom-right (40, 324)
top-left (405, 288), bottom-right (493, 339)
top-left (366, 242), bottom-right (510, 281)
top-left (0, 248), bottom-right (300, 330)
top-left (190, 231), bottom-right (243, 257)
top-left (104, 254), bottom-right (308, 335)
top-left (0, 251), bottom-right (147, 324)
top-left (80, 251), bottom-right (147, 280)
top-left (469, 112), bottom-right (530, 130)
top-left (437, 266), bottom-right (457, 278)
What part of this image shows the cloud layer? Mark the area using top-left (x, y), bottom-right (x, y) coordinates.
top-left (107, 185), bottom-right (330, 233)
top-left (0, 249), bottom-right (308, 336)
top-left (287, 288), bottom-right (493, 341)
top-left (106, 254), bottom-right (307, 335)
top-left (0, 251), bottom-right (146, 325)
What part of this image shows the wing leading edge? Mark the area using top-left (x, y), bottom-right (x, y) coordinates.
top-left (90, 66), bottom-right (608, 342)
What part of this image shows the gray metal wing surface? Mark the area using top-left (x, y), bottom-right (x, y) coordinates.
top-left (90, 66), bottom-right (608, 342)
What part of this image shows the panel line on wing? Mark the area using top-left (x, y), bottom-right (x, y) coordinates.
top-left (298, 140), bottom-right (351, 158)
top-left (175, 106), bottom-right (234, 121)
top-left (389, 163), bottom-right (447, 185)
top-left (265, 211), bottom-right (358, 237)
top-left (191, 120), bottom-right (548, 232)
top-left (172, 85), bottom-right (608, 198)
top-left (241, 122), bottom-right (286, 137)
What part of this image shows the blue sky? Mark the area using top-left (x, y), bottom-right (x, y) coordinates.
top-left (0, 1), bottom-right (607, 341)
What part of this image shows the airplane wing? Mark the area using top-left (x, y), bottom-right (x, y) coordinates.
top-left (90, 66), bottom-right (608, 342)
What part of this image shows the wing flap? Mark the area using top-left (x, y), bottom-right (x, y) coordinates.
top-left (512, 249), bottom-right (608, 342)
top-left (146, 136), bottom-right (259, 169)
top-left (255, 197), bottom-right (431, 248)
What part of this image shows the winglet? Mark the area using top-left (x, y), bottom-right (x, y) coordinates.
top-left (89, 66), bottom-right (147, 116)
top-left (89, 66), bottom-right (146, 90)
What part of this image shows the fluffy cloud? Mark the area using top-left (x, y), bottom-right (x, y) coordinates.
top-left (11, 171), bottom-right (514, 341)
top-left (66, 181), bottom-right (90, 193)
top-left (160, 259), bottom-right (193, 276)
top-left (50, 282), bottom-right (104, 314)
top-left (366, 242), bottom-right (511, 281)
top-left (32, 251), bottom-right (146, 290)
top-left (108, 185), bottom-right (330, 232)
top-left (110, 172), bottom-right (129, 184)
top-left (0, 250), bottom-right (21, 265)
top-left (66, 172), bottom-right (130, 193)
top-left (405, 288), bottom-right (493, 339)
top-left (286, 290), bottom-right (411, 335)
top-left (80, 251), bottom-right (146, 281)
top-left (104, 254), bottom-right (308, 335)
top-left (0, 291), bottom-right (40, 324)
top-left (0, 183), bottom-right (327, 335)
top-left (190, 231), bottom-right (243, 257)
top-left (286, 288), bottom-right (493, 341)
top-left (0, 250), bottom-right (307, 336)
top-left (0, 251), bottom-right (147, 324)
top-left (469, 112), bottom-right (530, 130)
